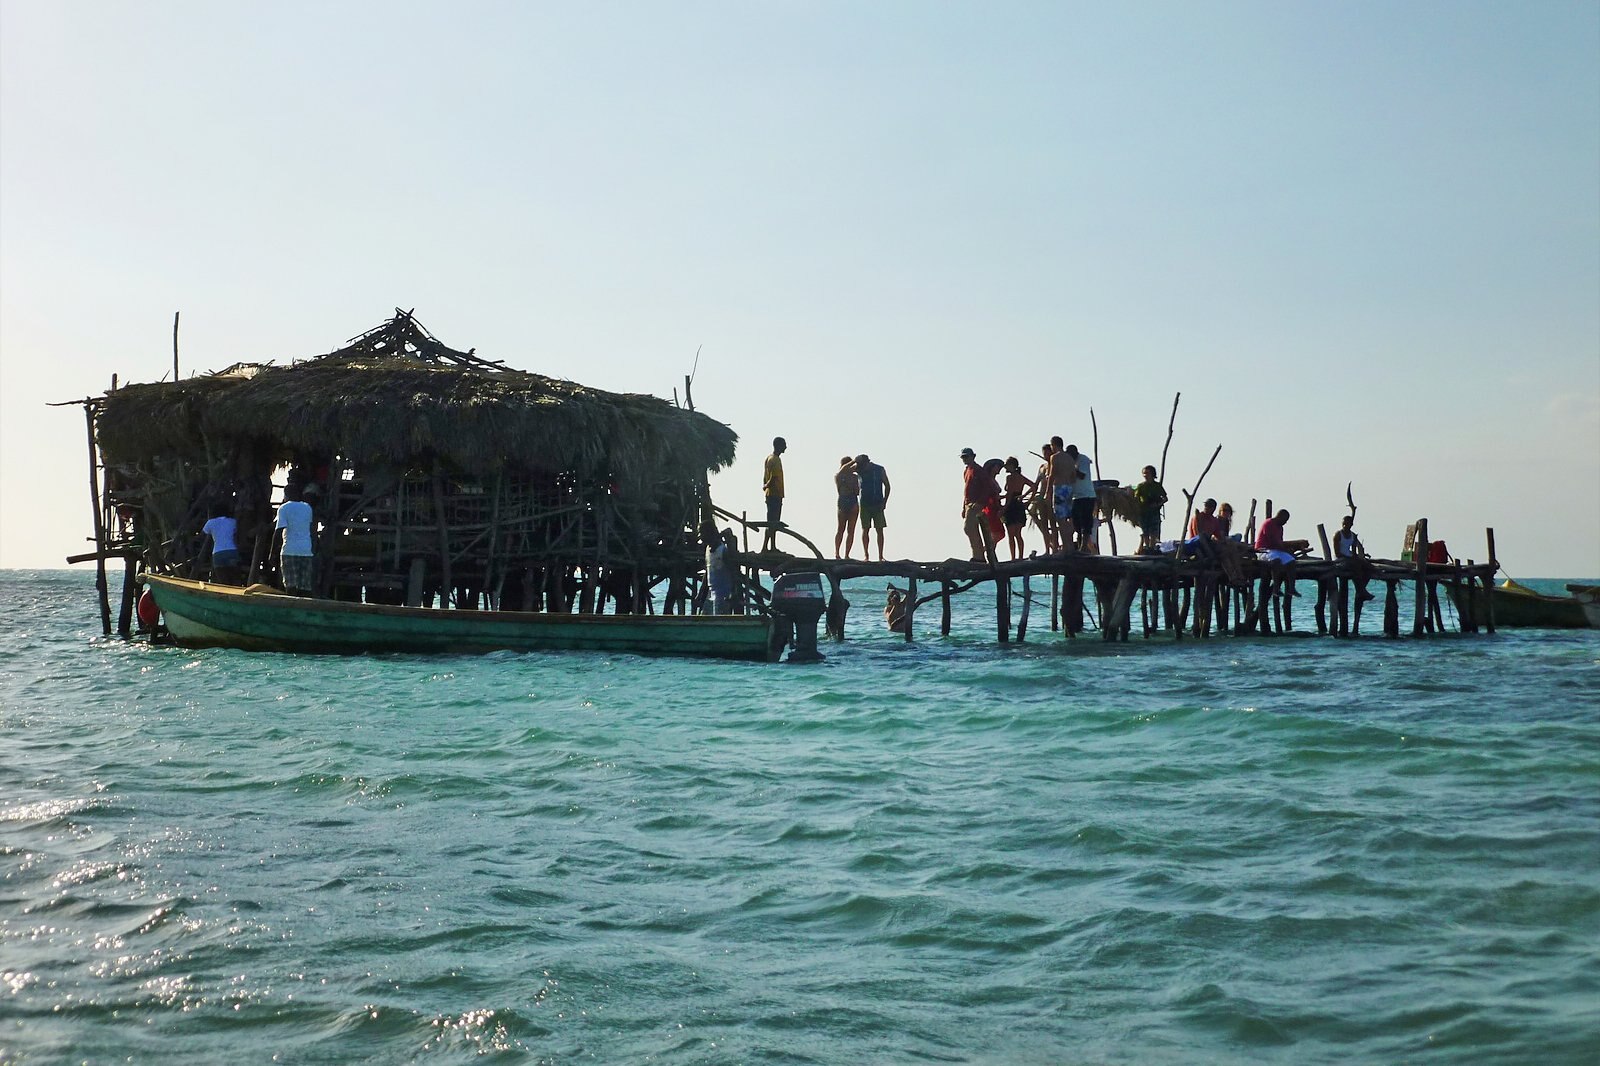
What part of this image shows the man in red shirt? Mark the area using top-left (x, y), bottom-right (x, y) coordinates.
top-left (961, 447), bottom-right (996, 561)
top-left (1255, 508), bottom-right (1310, 556)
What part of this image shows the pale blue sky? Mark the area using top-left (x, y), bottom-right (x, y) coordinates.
top-left (3, 1), bottom-right (1596, 573)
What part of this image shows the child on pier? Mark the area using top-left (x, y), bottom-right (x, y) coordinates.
top-left (1132, 465), bottom-right (1168, 554)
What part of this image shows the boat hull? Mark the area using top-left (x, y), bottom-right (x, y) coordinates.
top-left (144, 576), bottom-right (777, 661)
top-left (1446, 580), bottom-right (1589, 629)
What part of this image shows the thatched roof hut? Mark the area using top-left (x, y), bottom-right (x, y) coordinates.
top-left (94, 311), bottom-right (739, 613)
top-left (96, 311), bottom-right (737, 488)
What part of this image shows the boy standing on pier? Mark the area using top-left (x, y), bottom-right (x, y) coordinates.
top-left (762, 436), bottom-right (786, 553)
top-left (1132, 465), bottom-right (1168, 553)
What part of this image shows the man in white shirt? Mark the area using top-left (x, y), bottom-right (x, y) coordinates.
top-left (274, 487), bottom-right (317, 596)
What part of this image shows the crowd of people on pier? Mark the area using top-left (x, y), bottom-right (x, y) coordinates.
top-left (750, 434), bottom-right (1373, 571)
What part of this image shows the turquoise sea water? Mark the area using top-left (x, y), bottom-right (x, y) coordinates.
top-left (2, 569), bottom-right (1597, 1065)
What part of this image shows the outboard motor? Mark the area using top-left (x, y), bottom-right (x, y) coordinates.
top-left (769, 572), bottom-right (827, 663)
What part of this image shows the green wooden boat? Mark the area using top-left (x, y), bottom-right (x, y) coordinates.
top-left (1446, 578), bottom-right (1589, 629)
top-left (144, 575), bottom-right (778, 660)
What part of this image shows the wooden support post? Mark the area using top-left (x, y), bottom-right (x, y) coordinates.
top-left (1484, 528), bottom-right (1498, 633)
top-left (1282, 571), bottom-right (1294, 632)
top-left (83, 404), bottom-right (111, 636)
top-left (1175, 580), bottom-right (1190, 639)
top-left (1017, 574), bottom-right (1032, 642)
top-left (432, 466), bottom-right (453, 609)
top-left (1383, 579), bottom-right (1400, 637)
top-left (1317, 522), bottom-right (1332, 561)
top-left (116, 555), bottom-right (137, 638)
top-left (905, 576), bottom-right (917, 642)
top-left (1337, 577), bottom-right (1350, 637)
top-left (1428, 580), bottom-right (1443, 634)
top-left (1067, 576), bottom-right (1086, 636)
top-left (1106, 575), bottom-right (1136, 640)
top-left (941, 581), bottom-right (952, 636)
top-left (1315, 578), bottom-right (1329, 634)
top-left (1050, 574), bottom-right (1059, 632)
top-left (1412, 518), bottom-right (1429, 637)
top-left (996, 576), bottom-right (1010, 644)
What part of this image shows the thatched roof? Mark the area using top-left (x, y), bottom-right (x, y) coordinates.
top-left (95, 311), bottom-right (737, 486)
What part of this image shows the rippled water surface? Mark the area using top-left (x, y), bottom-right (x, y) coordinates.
top-left (3, 569), bottom-right (1597, 1064)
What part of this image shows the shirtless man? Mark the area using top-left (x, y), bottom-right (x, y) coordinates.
top-left (1046, 435), bottom-right (1075, 552)
top-left (1030, 443), bottom-right (1058, 554)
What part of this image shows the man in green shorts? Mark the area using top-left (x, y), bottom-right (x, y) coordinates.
top-left (854, 453), bottom-right (891, 561)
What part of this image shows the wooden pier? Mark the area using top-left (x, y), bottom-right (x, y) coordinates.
top-left (757, 521), bottom-right (1501, 644)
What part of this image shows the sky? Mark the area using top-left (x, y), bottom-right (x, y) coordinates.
top-left (3, 1), bottom-right (1597, 576)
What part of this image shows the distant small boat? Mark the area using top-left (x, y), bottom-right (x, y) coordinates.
top-left (143, 575), bottom-right (778, 660)
top-left (1567, 584), bottom-right (1600, 629)
top-left (1446, 578), bottom-right (1589, 629)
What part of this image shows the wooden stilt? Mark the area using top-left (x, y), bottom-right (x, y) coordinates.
top-left (1315, 579), bottom-right (1329, 634)
top-left (997, 576), bottom-right (1010, 643)
top-left (1049, 574), bottom-right (1059, 632)
top-left (941, 581), bottom-right (952, 636)
top-left (83, 404), bottom-right (111, 636)
top-left (116, 555), bottom-right (136, 638)
top-left (1384, 579), bottom-right (1400, 637)
top-left (1483, 528), bottom-right (1497, 633)
top-left (905, 575), bottom-right (917, 642)
top-left (1412, 518), bottom-right (1429, 637)
top-left (1017, 574), bottom-right (1032, 642)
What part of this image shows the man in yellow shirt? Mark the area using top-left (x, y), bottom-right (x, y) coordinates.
top-left (762, 436), bottom-right (786, 552)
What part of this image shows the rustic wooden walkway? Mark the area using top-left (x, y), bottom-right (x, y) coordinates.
top-left (752, 521), bottom-right (1499, 644)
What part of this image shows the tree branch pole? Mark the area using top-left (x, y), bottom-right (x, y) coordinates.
top-left (1157, 392), bottom-right (1181, 485)
top-left (172, 311), bottom-right (180, 381)
top-left (1178, 444), bottom-right (1222, 552)
top-left (1090, 406), bottom-right (1117, 556)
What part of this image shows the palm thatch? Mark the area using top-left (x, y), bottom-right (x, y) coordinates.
top-left (1099, 485), bottom-right (1143, 527)
top-left (95, 311), bottom-right (736, 486)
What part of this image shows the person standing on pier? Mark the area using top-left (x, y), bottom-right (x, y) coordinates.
top-left (855, 453), bottom-right (891, 562)
top-left (762, 436), bottom-right (786, 553)
top-left (1031, 443), bottom-right (1059, 554)
top-left (1047, 435), bottom-right (1076, 551)
top-left (834, 456), bottom-right (860, 559)
top-left (1002, 457), bottom-right (1034, 560)
top-left (961, 447), bottom-right (996, 561)
top-left (1132, 465), bottom-right (1168, 554)
top-left (1062, 444), bottom-right (1096, 552)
